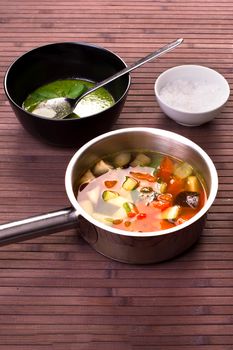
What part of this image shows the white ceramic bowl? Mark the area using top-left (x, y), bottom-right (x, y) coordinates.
top-left (154, 65), bottom-right (230, 126)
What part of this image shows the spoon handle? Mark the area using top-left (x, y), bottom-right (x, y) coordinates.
top-left (79, 38), bottom-right (183, 101)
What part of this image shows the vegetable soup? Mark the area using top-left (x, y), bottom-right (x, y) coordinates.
top-left (77, 150), bottom-right (207, 232)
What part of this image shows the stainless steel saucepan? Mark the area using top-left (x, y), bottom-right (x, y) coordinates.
top-left (0, 128), bottom-right (218, 264)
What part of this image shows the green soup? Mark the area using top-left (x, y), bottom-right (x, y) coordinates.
top-left (23, 79), bottom-right (115, 119)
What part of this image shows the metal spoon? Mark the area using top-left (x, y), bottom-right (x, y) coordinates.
top-left (33, 38), bottom-right (183, 120)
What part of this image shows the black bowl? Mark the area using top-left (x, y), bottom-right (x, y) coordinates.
top-left (4, 42), bottom-right (131, 147)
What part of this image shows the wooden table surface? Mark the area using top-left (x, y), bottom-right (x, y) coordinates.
top-left (0, 0), bottom-right (233, 349)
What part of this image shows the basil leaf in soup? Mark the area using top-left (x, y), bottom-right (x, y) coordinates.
top-left (23, 80), bottom-right (87, 112)
top-left (23, 78), bottom-right (115, 119)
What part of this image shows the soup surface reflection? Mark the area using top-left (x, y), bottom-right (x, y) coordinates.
top-left (77, 150), bottom-right (207, 232)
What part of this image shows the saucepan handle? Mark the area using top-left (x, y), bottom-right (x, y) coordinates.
top-left (0, 207), bottom-right (80, 246)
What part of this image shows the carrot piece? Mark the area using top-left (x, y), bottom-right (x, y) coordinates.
top-left (130, 171), bottom-right (156, 182)
top-left (157, 193), bottom-right (173, 202)
top-left (104, 180), bottom-right (117, 188)
top-left (152, 200), bottom-right (171, 211)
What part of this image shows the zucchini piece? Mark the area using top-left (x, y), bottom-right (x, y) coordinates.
top-left (174, 162), bottom-right (193, 179)
top-left (102, 190), bottom-right (119, 201)
top-left (130, 153), bottom-right (151, 167)
top-left (161, 205), bottom-right (181, 220)
top-left (123, 202), bottom-right (138, 214)
top-left (92, 160), bottom-right (113, 176)
top-left (160, 182), bottom-right (167, 193)
top-left (113, 152), bottom-right (131, 167)
top-left (154, 180), bottom-right (167, 194)
top-left (159, 181), bottom-right (167, 193)
top-left (186, 176), bottom-right (200, 192)
top-left (122, 176), bottom-right (139, 191)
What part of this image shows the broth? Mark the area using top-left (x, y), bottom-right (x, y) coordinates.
top-left (77, 150), bottom-right (207, 233)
